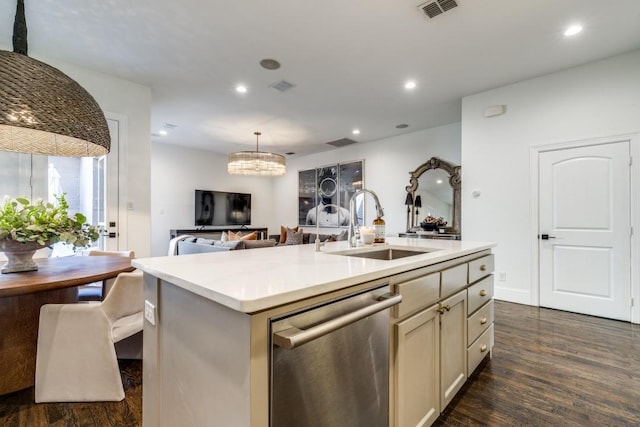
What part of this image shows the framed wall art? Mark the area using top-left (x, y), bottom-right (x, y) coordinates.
top-left (298, 160), bottom-right (364, 228)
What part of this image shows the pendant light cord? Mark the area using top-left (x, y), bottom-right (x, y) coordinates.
top-left (254, 131), bottom-right (261, 153)
top-left (13, 0), bottom-right (28, 55)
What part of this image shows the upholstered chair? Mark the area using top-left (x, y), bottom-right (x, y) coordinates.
top-left (77, 249), bottom-right (136, 301)
top-left (35, 271), bottom-right (143, 402)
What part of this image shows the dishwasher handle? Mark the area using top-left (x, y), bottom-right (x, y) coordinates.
top-left (273, 293), bottom-right (402, 350)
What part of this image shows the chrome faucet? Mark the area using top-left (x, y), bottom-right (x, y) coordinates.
top-left (314, 203), bottom-right (347, 252)
top-left (348, 189), bottom-right (384, 248)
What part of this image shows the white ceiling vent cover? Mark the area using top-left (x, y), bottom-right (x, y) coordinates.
top-left (418, 0), bottom-right (458, 19)
top-left (326, 138), bottom-right (358, 148)
top-left (270, 80), bottom-right (296, 92)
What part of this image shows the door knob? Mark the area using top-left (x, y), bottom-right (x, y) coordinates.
top-left (539, 234), bottom-right (556, 240)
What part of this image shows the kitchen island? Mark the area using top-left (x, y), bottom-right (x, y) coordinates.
top-left (133, 237), bottom-right (495, 426)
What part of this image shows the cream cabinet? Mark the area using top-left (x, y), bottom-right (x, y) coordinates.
top-left (394, 304), bottom-right (440, 427)
top-left (466, 254), bottom-right (494, 376)
top-left (439, 289), bottom-right (467, 408)
top-left (391, 250), bottom-right (494, 427)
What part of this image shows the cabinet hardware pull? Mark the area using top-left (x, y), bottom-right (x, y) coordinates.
top-left (479, 290), bottom-right (487, 297)
top-left (480, 317), bottom-right (487, 324)
top-left (480, 344), bottom-right (487, 352)
top-left (437, 304), bottom-right (451, 314)
top-left (480, 264), bottom-right (487, 271)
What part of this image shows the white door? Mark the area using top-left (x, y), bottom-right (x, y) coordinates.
top-left (539, 141), bottom-right (631, 321)
top-left (47, 117), bottom-right (120, 252)
top-left (100, 118), bottom-right (120, 251)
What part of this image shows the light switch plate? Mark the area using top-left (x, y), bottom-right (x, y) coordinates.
top-left (144, 300), bottom-right (156, 325)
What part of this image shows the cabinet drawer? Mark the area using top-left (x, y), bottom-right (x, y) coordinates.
top-left (441, 263), bottom-right (468, 298)
top-left (467, 324), bottom-right (494, 375)
top-left (393, 272), bottom-right (440, 318)
top-left (467, 276), bottom-right (493, 315)
top-left (467, 300), bottom-right (493, 344)
top-left (468, 254), bottom-right (494, 284)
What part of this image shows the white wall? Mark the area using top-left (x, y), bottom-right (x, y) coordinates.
top-left (151, 144), bottom-right (276, 256)
top-left (272, 123), bottom-right (461, 236)
top-left (461, 49), bottom-right (640, 305)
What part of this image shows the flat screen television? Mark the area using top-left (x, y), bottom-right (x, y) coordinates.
top-left (195, 190), bottom-right (251, 226)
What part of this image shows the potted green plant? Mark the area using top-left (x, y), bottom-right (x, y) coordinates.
top-left (0, 194), bottom-right (101, 273)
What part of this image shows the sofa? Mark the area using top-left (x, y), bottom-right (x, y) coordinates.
top-left (169, 229), bottom-right (347, 256)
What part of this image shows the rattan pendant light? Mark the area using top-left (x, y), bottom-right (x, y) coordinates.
top-left (228, 131), bottom-right (286, 176)
top-left (0, 0), bottom-right (110, 157)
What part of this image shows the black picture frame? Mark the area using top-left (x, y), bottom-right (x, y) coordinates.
top-left (298, 160), bottom-right (364, 227)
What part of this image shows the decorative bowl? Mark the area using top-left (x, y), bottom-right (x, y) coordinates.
top-left (420, 222), bottom-right (438, 231)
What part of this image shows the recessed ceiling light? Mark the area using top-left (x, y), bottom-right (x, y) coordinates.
top-left (236, 85), bottom-right (248, 93)
top-left (260, 59), bottom-right (281, 70)
top-left (396, 124), bottom-right (409, 129)
top-left (564, 25), bottom-right (583, 37)
top-left (404, 81), bottom-right (417, 90)
top-left (436, 179), bottom-right (443, 184)
top-left (158, 130), bottom-right (168, 136)
top-left (352, 129), bottom-right (360, 135)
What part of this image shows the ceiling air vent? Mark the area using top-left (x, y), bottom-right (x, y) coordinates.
top-left (418, 0), bottom-right (458, 19)
top-left (326, 138), bottom-right (358, 148)
top-left (270, 80), bottom-right (296, 92)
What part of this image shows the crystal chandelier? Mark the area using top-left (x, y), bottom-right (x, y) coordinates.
top-left (227, 132), bottom-right (286, 177)
top-left (0, 0), bottom-right (110, 157)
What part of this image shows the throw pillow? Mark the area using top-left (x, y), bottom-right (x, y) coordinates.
top-left (283, 228), bottom-right (304, 245)
top-left (279, 225), bottom-right (299, 244)
top-left (213, 240), bottom-right (244, 250)
top-left (227, 230), bottom-right (258, 241)
top-left (221, 231), bottom-right (229, 242)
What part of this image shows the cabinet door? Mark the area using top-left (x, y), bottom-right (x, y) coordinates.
top-left (440, 289), bottom-right (467, 408)
top-left (395, 304), bottom-right (440, 427)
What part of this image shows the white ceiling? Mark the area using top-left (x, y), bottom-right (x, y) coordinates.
top-left (1, 0), bottom-right (639, 157)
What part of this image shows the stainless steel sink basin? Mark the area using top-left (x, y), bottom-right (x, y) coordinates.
top-left (329, 246), bottom-right (436, 261)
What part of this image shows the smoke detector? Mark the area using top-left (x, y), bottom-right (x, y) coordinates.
top-left (417, 0), bottom-right (458, 19)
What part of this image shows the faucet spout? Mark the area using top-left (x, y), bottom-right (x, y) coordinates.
top-left (348, 189), bottom-right (384, 248)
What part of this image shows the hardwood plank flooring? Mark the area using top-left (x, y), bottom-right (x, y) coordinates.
top-left (436, 301), bottom-right (640, 426)
top-left (0, 360), bottom-right (141, 427)
top-left (1, 301), bottom-right (638, 426)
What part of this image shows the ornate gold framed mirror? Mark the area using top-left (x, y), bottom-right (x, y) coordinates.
top-left (405, 157), bottom-right (461, 234)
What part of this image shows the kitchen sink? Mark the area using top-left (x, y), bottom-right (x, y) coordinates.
top-left (329, 246), bottom-right (437, 261)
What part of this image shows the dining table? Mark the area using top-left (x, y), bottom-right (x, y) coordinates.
top-left (0, 255), bottom-right (135, 395)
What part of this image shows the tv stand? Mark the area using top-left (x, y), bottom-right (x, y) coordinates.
top-left (170, 227), bottom-right (269, 240)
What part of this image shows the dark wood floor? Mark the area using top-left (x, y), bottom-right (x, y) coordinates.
top-left (1, 301), bottom-right (639, 426)
top-left (0, 360), bottom-right (142, 427)
top-left (436, 301), bottom-right (640, 426)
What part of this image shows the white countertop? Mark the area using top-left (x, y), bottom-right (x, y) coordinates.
top-left (133, 237), bottom-right (495, 313)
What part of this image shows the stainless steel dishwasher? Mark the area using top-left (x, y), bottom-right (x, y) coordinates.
top-left (270, 284), bottom-right (402, 427)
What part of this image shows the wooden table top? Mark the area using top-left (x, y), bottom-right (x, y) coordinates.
top-left (0, 256), bottom-right (135, 298)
